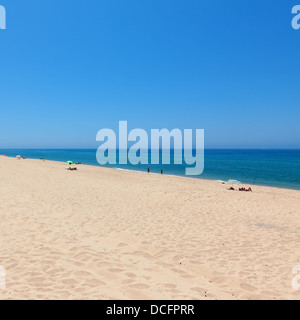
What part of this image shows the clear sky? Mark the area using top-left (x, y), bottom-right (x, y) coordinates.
top-left (0, 0), bottom-right (300, 149)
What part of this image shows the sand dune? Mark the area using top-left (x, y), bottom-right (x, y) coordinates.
top-left (0, 156), bottom-right (299, 299)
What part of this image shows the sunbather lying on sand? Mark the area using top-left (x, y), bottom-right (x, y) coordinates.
top-left (66, 167), bottom-right (77, 171)
top-left (239, 187), bottom-right (252, 192)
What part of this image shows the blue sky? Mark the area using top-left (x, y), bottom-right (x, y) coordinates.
top-left (0, 0), bottom-right (300, 148)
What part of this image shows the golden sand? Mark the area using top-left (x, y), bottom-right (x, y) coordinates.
top-left (0, 156), bottom-right (299, 299)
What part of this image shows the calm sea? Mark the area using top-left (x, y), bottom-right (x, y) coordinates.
top-left (1, 149), bottom-right (300, 190)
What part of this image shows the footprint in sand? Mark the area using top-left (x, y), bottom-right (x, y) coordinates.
top-left (163, 284), bottom-right (177, 289)
top-left (125, 272), bottom-right (137, 278)
top-left (191, 287), bottom-right (206, 295)
top-left (84, 278), bottom-right (106, 287)
top-left (122, 279), bottom-right (136, 285)
top-left (108, 268), bottom-right (123, 273)
top-left (128, 283), bottom-right (150, 289)
top-left (240, 283), bottom-right (257, 291)
top-left (62, 279), bottom-right (77, 286)
top-left (74, 271), bottom-right (93, 278)
top-left (181, 274), bottom-right (194, 279)
top-left (117, 243), bottom-right (128, 247)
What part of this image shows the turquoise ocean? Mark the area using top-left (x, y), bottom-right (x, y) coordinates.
top-left (1, 149), bottom-right (300, 190)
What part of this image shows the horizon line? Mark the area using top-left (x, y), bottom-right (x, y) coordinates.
top-left (1, 148), bottom-right (300, 151)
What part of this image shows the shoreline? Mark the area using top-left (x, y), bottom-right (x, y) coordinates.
top-left (1, 155), bottom-right (300, 192)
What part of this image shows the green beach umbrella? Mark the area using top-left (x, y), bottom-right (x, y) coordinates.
top-left (66, 161), bottom-right (74, 164)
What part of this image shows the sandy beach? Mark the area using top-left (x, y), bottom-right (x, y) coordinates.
top-left (0, 155), bottom-right (299, 300)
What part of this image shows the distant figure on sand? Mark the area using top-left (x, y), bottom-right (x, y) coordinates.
top-left (161, 170), bottom-right (163, 175)
top-left (147, 168), bottom-right (150, 173)
top-left (66, 167), bottom-right (77, 171)
top-left (239, 187), bottom-right (252, 192)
